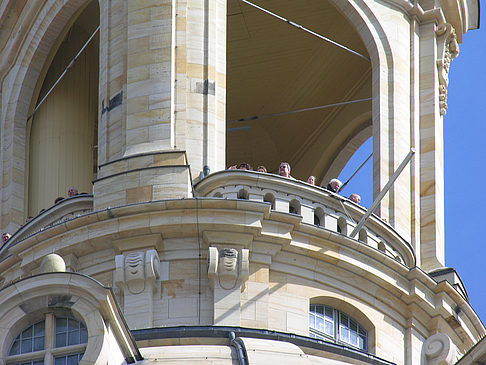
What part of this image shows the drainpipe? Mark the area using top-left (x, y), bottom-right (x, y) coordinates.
top-left (230, 331), bottom-right (249, 365)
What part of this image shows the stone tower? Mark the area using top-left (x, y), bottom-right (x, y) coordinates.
top-left (0, 0), bottom-right (482, 364)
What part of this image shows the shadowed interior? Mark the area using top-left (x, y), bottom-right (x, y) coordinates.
top-left (226, 0), bottom-right (372, 183)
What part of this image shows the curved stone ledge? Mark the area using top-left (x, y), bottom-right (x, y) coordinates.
top-left (194, 170), bottom-right (415, 267)
top-left (7, 194), bottom-right (93, 245)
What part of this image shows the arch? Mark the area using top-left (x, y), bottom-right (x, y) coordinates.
top-left (0, 0), bottom-right (96, 229)
top-left (263, 192), bottom-right (275, 210)
top-left (225, 0), bottom-right (399, 234)
top-left (0, 272), bottom-right (140, 362)
top-left (28, 0), bottom-right (99, 216)
top-left (359, 228), bottom-right (368, 243)
top-left (314, 206), bottom-right (325, 227)
top-left (289, 199), bottom-right (301, 215)
top-left (7, 312), bottom-right (88, 357)
top-left (237, 188), bottom-right (249, 200)
top-left (321, 122), bottom-right (372, 185)
top-left (337, 216), bottom-right (348, 235)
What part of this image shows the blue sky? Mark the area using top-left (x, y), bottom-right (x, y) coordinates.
top-left (336, 9), bottom-right (486, 324)
top-left (444, 8), bottom-right (486, 324)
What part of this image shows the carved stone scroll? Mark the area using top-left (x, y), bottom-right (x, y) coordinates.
top-left (208, 247), bottom-right (249, 289)
top-left (115, 249), bottom-right (160, 294)
top-left (436, 24), bottom-right (459, 116)
top-left (422, 333), bottom-right (458, 365)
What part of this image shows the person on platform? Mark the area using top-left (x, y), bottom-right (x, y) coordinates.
top-left (67, 186), bottom-right (78, 198)
top-left (306, 175), bottom-right (316, 185)
top-left (2, 232), bottom-right (11, 244)
top-left (278, 162), bottom-right (293, 178)
top-left (349, 193), bottom-right (361, 204)
top-left (325, 178), bottom-right (341, 193)
top-left (257, 166), bottom-right (267, 173)
top-left (237, 162), bottom-right (252, 170)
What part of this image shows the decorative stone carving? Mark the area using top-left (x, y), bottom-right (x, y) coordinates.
top-left (436, 23), bottom-right (459, 116)
top-left (422, 333), bottom-right (457, 365)
top-left (40, 254), bottom-right (66, 273)
top-left (208, 247), bottom-right (249, 289)
top-left (115, 250), bottom-right (160, 294)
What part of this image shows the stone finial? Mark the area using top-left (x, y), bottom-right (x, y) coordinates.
top-left (208, 247), bottom-right (249, 289)
top-left (40, 254), bottom-right (66, 273)
top-left (115, 249), bottom-right (160, 294)
top-left (422, 333), bottom-right (457, 365)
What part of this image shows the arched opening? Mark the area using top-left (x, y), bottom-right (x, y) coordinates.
top-left (263, 192), bottom-right (275, 209)
top-left (226, 0), bottom-right (372, 181)
top-left (359, 229), bottom-right (368, 244)
top-left (314, 206), bottom-right (325, 227)
top-left (237, 188), bottom-right (249, 200)
top-left (336, 136), bottom-right (372, 207)
top-left (27, 0), bottom-right (99, 216)
top-left (289, 199), bottom-right (301, 215)
top-left (7, 314), bottom-right (87, 361)
top-left (337, 216), bottom-right (347, 235)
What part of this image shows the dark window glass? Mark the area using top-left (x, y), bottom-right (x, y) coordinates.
top-left (21, 338), bottom-right (33, 353)
top-left (54, 353), bottom-right (83, 365)
top-left (10, 339), bottom-right (20, 355)
top-left (55, 317), bottom-right (87, 347)
top-left (34, 336), bottom-right (44, 351)
top-left (56, 333), bottom-right (67, 347)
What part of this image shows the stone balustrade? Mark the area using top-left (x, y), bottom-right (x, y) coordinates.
top-left (6, 194), bottom-right (94, 246)
top-left (195, 170), bottom-right (415, 267)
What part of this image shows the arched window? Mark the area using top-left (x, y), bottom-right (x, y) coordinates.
top-left (7, 315), bottom-right (87, 364)
top-left (309, 304), bottom-right (367, 350)
top-left (8, 320), bottom-right (45, 355)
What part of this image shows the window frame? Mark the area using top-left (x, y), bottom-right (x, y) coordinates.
top-left (309, 304), bottom-right (368, 351)
top-left (6, 313), bottom-right (87, 365)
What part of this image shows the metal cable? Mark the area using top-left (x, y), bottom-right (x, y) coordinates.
top-left (27, 25), bottom-right (101, 121)
top-left (227, 97), bottom-right (372, 124)
top-left (239, 0), bottom-right (370, 62)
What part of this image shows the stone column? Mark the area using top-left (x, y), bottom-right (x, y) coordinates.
top-left (173, 0), bottom-right (227, 178)
top-left (95, 0), bottom-right (226, 210)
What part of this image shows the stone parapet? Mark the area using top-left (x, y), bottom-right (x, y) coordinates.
top-left (195, 170), bottom-right (415, 267)
top-left (5, 194), bottom-right (93, 246)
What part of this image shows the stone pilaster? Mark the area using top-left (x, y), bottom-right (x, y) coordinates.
top-left (208, 246), bottom-right (249, 326)
top-left (418, 22), bottom-right (448, 271)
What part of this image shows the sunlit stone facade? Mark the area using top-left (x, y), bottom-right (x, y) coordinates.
top-left (0, 0), bottom-right (481, 364)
